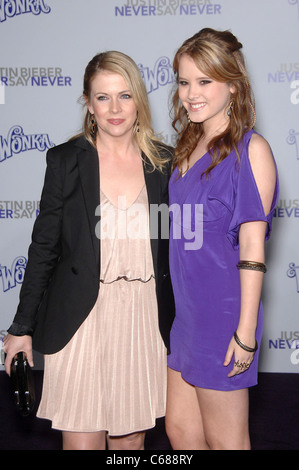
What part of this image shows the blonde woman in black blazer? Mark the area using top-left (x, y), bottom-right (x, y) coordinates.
top-left (4, 51), bottom-right (174, 450)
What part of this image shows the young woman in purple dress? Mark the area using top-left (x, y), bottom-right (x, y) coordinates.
top-left (165, 28), bottom-right (278, 450)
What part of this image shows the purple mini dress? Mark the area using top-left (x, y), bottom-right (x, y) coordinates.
top-left (167, 130), bottom-right (279, 391)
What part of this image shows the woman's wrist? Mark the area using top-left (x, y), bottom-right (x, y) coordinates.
top-left (234, 321), bottom-right (257, 347)
top-left (234, 331), bottom-right (258, 352)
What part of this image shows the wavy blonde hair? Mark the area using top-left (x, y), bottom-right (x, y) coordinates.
top-left (82, 50), bottom-right (170, 171)
top-left (172, 28), bottom-right (256, 177)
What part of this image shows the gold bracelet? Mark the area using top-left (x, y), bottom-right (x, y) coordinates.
top-left (237, 260), bottom-right (267, 273)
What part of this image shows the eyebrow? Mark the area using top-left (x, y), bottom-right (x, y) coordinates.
top-left (178, 75), bottom-right (211, 80)
top-left (94, 89), bottom-right (131, 96)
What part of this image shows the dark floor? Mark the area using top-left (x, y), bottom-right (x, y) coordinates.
top-left (0, 371), bottom-right (298, 450)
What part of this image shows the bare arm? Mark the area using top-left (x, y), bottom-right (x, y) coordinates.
top-left (224, 134), bottom-right (277, 376)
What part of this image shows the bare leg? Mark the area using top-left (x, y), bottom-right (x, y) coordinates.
top-left (166, 368), bottom-right (251, 450)
top-left (62, 431), bottom-right (106, 450)
top-left (165, 368), bottom-right (209, 450)
top-left (196, 387), bottom-right (251, 450)
top-left (107, 431), bottom-right (146, 450)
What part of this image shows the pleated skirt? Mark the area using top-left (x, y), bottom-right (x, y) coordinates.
top-left (36, 277), bottom-right (167, 436)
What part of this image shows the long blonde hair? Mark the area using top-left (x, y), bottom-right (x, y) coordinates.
top-left (172, 28), bottom-right (256, 177)
top-left (83, 51), bottom-right (170, 170)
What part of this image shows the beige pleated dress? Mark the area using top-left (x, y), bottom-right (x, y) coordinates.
top-left (37, 185), bottom-right (167, 435)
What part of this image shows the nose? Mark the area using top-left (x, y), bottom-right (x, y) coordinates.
top-left (187, 83), bottom-right (200, 101)
top-left (110, 97), bottom-right (122, 113)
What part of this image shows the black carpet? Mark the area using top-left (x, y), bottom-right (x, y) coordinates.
top-left (0, 371), bottom-right (298, 450)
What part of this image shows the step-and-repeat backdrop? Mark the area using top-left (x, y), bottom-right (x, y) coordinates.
top-left (0, 0), bottom-right (298, 372)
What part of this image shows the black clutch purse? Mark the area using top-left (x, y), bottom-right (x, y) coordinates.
top-left (10, 352), bottom-right (35, 417)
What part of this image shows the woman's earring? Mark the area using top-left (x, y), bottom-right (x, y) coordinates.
top-left (134, 116), bottom-right (140, 134)
top-left (90, 114), bottom-right (97, 135)
top-left (227, 101), bottom-right (234, 117)
top-left (187, 112), bottom-right (191, 124)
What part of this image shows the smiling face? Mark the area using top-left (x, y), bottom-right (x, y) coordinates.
top-left (178, 54), bottom-right (235, 133)
top-left (86, 70), bottom-right (138, 141)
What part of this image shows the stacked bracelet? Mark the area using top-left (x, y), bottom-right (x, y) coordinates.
top-left (237, 260), bottom-right (267, 273)
top-left (234, 331), bottom-right (258, 353)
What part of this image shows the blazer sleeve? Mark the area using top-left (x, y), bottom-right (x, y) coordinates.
top-left (8, 147), bottom-right (64, 334)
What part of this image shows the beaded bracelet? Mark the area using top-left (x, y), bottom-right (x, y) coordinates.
top-left (237, 260), bottom-right (267, 273)
top-left (234, 331), bottom-right (258, 353)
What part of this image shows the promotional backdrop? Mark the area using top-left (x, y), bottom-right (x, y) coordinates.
top-left (0, 0), bottom-right (298, 372)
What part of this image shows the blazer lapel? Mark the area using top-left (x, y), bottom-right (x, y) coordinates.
top-left (76, 137), bottom-right (100, 268)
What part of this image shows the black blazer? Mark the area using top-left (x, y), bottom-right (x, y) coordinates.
top-left (10, 136), bottom-right (175, 354)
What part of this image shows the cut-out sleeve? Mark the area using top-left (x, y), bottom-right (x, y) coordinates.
top-left (227, 133), bottom-right (279, 249)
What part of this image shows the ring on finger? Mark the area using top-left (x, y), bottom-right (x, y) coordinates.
top-left (234, 360), bottom-right (251, 370)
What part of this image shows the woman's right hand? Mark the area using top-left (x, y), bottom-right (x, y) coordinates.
top-left (3, 334), bottom-right (34, 376)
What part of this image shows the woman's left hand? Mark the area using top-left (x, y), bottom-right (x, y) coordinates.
top-left (2, 334), bottom-right (33, 376)
top-left (223, 336), bottom-right (255, 378)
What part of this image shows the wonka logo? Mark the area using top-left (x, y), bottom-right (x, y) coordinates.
top-left (138, 57), bottom-right (175, 94)
top-left (0, 256), bottom-right (27, 292)
top-left (0, 125), bottom-right (54, 162)
top-left (0, 0), bottom-right (51, 22)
